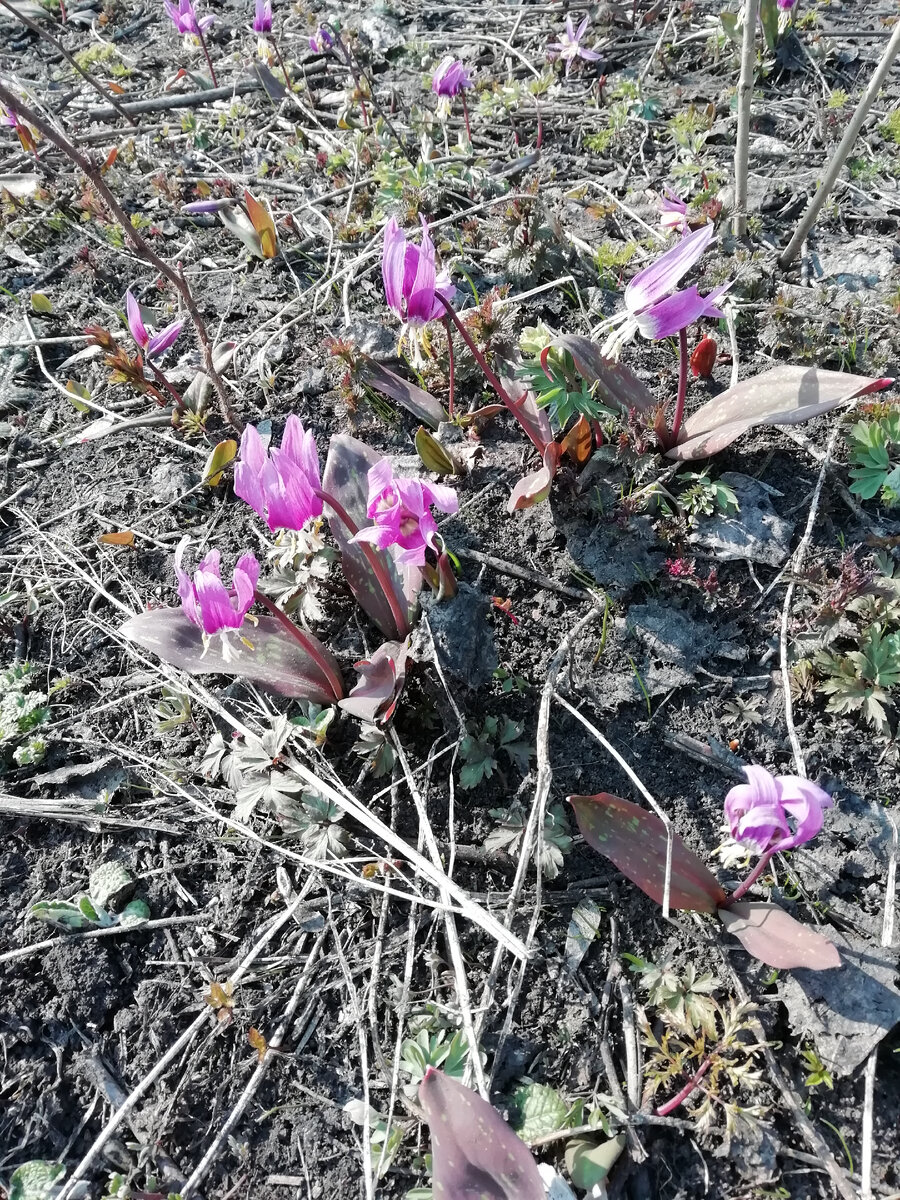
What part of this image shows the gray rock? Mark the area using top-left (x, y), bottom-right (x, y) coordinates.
top-left (150, 460), bottom-right (197, 504)
top-left (342, 317), bottom-right (396, 361)
top-left (690, 472), bottom-right (794, 566)
top-left (809, 235), bottom-right (897, 295)
top-left (421, 583), bottom-right (497, 688)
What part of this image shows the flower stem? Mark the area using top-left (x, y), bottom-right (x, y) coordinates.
top-left (269, 35), bottom-right (293, 91)
top-left (197, 27), bottom-right (219, 88)
top-left (731, 849), bottom-right (775, 902)
top-left (461, 93), bottom-right (471, 143)
top-left (436, 293), bottom-right (546, 452)
top-left (444, 316), bottom-right (455, 420)
top-left (669, 326), bottom-right (689, 446)
top-left (253, 589), bottom-right (344, 700)
top-left (313, 488), bottom-right (411, 638)
top-left (147, 360), bottom-right (185, 413)
top-left (655, 1054), bottom-right (714, 1118)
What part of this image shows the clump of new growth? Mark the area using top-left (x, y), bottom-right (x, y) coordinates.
top-left (458, 713), bottom-right (532, 790)
top-left (0, 662), bottom-right (58, 768)
top-left (31, 862), bottom-right (149, 930)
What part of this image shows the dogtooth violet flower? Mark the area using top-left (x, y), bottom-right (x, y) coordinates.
top-left (125, 290), bottom-right (184, 359)
top-left (777, 0), bottom-right (797, 9)
top-left (725, 765), bottom-right (832, 856)
top-left (175, 539), bottom-right (259, 656)
top-left (252, 0), bottom-right (271, 55)
top-left (164, 0), bottom-right (214, 35)
top-left (431, 57), bottom-right (472, 98)
top-left (234, 417), bottom-right (324, 533)
top-left (600, 223), bottom-right (731, 357)
top-left (351, 459), bottom-right (458, 566)
top-left (547, 14), bottom-right (600, 76)
top-left (659, 186), bottom-right (688, 235)
top-left (382, 217), bottom-right (455, 328)
top-left (309, 24), bottom-right (333, 52)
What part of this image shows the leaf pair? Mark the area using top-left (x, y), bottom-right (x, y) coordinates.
top-left (569, 792), bottom-right (841, 971)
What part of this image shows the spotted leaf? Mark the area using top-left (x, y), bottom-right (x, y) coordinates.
top-left (419, 1067), bottom-right (544, 1200)
top-left (569, 792), bottom-right (726, 912)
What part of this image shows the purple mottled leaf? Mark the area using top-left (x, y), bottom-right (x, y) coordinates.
top-left (719, 902), bottom-right (842, 971)
top-left (497, 359), bottom-right (553, 449)
top-left (419, 1068), bottom-right (544, 1200)
top-left (569, 792), bottom-right (727, 912)
top-left (338, 637), bottom-right (410, 723)
top-left (120, 608), bottom-right (341, 703)
top-left (555, 334), bottom-right (655, 413)
top-left (322, 435), bottom-right (419, 639)
top-left (667, 365), bottom-right (894, 461)
top-left (507, 443), bottom-right (560, 513)
top-left (357, 355), bottom-right (444, 429)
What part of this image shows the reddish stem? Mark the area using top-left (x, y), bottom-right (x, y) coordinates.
top-left (655, 1054), bottom-right (714, 1117)
top-left (253, 589), bottom-right (344, 700)
top-left (269, 35), bottom-right (293, 91)
top-left (436, 294), bottom-right (546, 453)
top-left (313, 488), bottom-right (411, 638)
top-left (197, 27), bottom-right (219, 88)
top-left (147, 360), bottom-right (185, 413)
top-left (731, 848), bottom-right (776, 902)
top-left (669, 326), bottom-right (689, 445)
top-left (444, 316), bottom-right (455, 420)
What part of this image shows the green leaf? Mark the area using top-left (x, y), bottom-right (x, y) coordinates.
top-left (119, 899), bottom-right (151, 927)
top-left (89, 861), bottom-right (134, 909)
top-left (759, 0), bottom-right (779, 51)
top-left (415, 426), bottom-right (457, 475)
top-left (30, 292), bottom-right (53, 314)
top-left (9, 1161), bottom-right (65, 1200)
top-left (564, 1134), bottom-right (626, 1190)
top-left (507, 1082), bottom-right (570, 1140)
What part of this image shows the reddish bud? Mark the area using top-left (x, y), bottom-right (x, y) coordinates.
top-left (690, 336), bottom-right (717, 378)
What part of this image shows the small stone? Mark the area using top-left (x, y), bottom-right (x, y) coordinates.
top-left (689, 472), bottom-right (793, 566)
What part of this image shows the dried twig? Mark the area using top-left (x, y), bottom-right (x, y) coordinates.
top-left (733, 0), bottom-right (760, 238)
top-left (779, 17), bottom-right (900, 267)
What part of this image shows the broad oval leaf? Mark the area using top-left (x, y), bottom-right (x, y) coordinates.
top-left (415, 425), bottom-right (458, 475)
top-left (243, 189), bottom-right (278, 258)
top-left (667, 365), bottom-right (893, 461)
top-left (719, 902), bottom-right (842, 971)
top-left (338, 637), bottom-right (410, 724)
top-left (121, 608), bottom-right (342, 703)
top-left (554, 334), bottom-right (655, 414)
top-left (357, 355), bottom-right (444, 428)
top-left (321, 435), bottom-right (419, 639)
top-left (569, 792), bottom-right (727, 912)
top-left (419, 1068), bottom-right (544, 1200)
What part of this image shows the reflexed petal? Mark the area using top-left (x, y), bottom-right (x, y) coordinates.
top-left (366, 458), bottom-right (396, 509)
top-left (422, 480), bottom-right (459, 515)
top-left (234, 425), bottom-right (270, 521)
top-left (194, 564), bottom-right (242, 633)
top-left (350, 523), bottom-right (397, 550)
top-left (406, 218), bottom-right (437, 324)
top-left (579, 47), bottom-right (601, 61)
top-left (198, 14), bottom-right (214, 31)
top-left (232, 552), bottom-right (260, 615)
top-left (633, 285), bottom-right (716, 341)
top-left (575, 13), bottom-right (589, 40)
top-left (381, 218), bottom-right (407, 318)
top-left (281, 414), bottom-right (320, 489)
top-left (183, 199), bottom-right (227, 213)
top-left (565, 14), bottom-right (575, 39)
top-left (125, 290), bottom-right (148, 349)
top-left (267, 455), bottom-right (321, 530)
top-left (625, 223), bottom-right (714, 314)
top-left (777, 777), bottom-right (832, 849)
top-left (174, 538), bottom-right (201, 626)
top-left (735, 803), bottom-right (790, 854)
top-left (146, 319), bottom-right (184, 358)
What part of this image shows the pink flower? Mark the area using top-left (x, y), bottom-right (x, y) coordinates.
top-left (431, 57), bottom-right (472, 97)
top-left (351, 459), bottom-right (458, 566)
top-left (164, 0), bottom-right (214, 34)
top-left (659, 186), bottom-right (688, 234)
top-left (725, 765), bottom-right (832, 856)
top-left (547, 14), bottom-right (601, 76)
top-left (234, 417), bottom-right (323, 532)
top-left (777, 0), bottom-right (796, 9)
top-left (252, 0), bottom-right (272, 33)
top-left (125, 290), bottom-right (184, 359)
top-left (382, 217), bottom-right (455, 328)
top-left (309, 24), bottom-right (332, 52)
top-left (175, 539), bottom-right (259, 637)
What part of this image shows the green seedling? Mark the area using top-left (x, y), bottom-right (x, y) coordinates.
top-left (458, 714), bottom-right (532, 790)
top-left (485, 801), bottom-right (572, 878)
top-left (847, 410), bottom-right (900, 508)
top-left (31, 862), bottom-right (149, 930)
top-left (0, 662), bottom-right (63, 769)
top-left (800, 1047), bottom-right (833, 1091)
